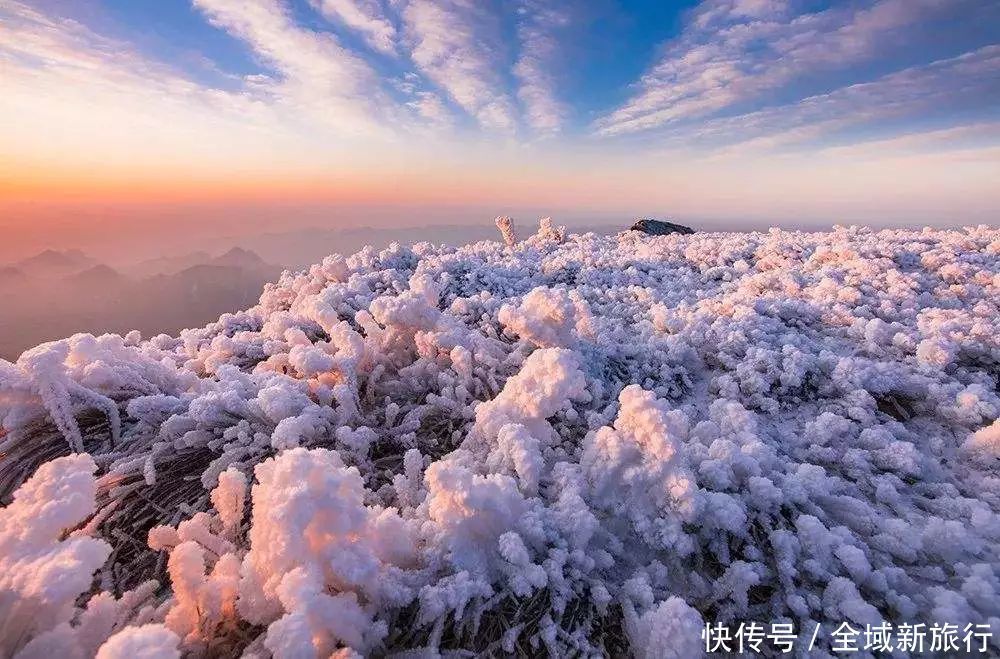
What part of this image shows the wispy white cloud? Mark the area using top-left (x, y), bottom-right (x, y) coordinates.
top-left (0, 0), bottom-right (413, 181)
top-left (193, 0), bottom-right (390, 133)
top-left (0, 2), bottom-right (272, 126)
top-left (817, 122), bottom-right (1000, 160)
top-left (406, 90), bottom-right (453, 128)
top-left (402, 0), bottom-right (516, 131)
top-left (0, 6), bottom-right (263, 176)
top-left (664, 46), bottom-right (1000, 156)
top-left (594, 0), bottom-right (991, 136)
top-left (513, 1), bottom-right (569, 134)
top-left (309, 0), bottom-right (397, 55)
top-left (0, 2), bottom-right (143, 74)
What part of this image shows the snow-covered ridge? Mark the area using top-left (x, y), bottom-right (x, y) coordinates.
top-left (0, 223), bottom-right (998, 657)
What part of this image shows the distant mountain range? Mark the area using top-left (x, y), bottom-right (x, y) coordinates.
top-left (0, 247), bottom-right (283, 360)
top-left (14, 248), bottom-right (98, 277)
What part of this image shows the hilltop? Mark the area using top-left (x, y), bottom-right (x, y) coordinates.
top-left (0, 222), bottom-right (998, 657)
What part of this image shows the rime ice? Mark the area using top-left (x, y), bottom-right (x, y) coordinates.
top-left (1, 224), bottom-right (999, 656)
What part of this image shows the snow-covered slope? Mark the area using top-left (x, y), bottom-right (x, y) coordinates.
top-left (0, 222), bottom-right (998, 657)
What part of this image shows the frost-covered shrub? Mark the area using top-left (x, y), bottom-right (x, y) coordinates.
top-left (499, 286), bottom-right (594, 348)
top-left (495, 216), bottom-right (517, 248)
top-left (241, 448), bottom-right (417, 654)
top-left (1, 224), bottom-right (999, 656)
top-left (95, 624), bottom-right (180, 659)
top-left (0, 455), bottom-right (108, 651)
top-left (964, 418), bottom-right (1000, 464)
top-left (0, 454), bottom-right (161, 657)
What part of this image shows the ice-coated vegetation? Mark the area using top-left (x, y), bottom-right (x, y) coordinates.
top-left (1, 221), bottom-right (998, 657)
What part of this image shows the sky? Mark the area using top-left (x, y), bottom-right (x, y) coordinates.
top-left (1, 0), bottom-right (999, 258)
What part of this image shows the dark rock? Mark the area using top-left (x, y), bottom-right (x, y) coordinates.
top-left (874, 392), bottom-right (918, 421)
top-left (629, 219), bottom-right (695, 236)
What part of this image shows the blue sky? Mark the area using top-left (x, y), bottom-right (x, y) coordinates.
top-left (78, 0), bottom-right (699, 120)
top-left (13, 0), bottom-right (999, 139)
top-left (1, 0), bottom-right (999, 232)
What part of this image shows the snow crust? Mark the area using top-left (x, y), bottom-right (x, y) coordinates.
top-left (1, 222), bottom-right (999, 656)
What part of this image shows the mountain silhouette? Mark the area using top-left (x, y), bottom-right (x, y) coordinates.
top-left (16, 249), bottom-right (97, 277)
